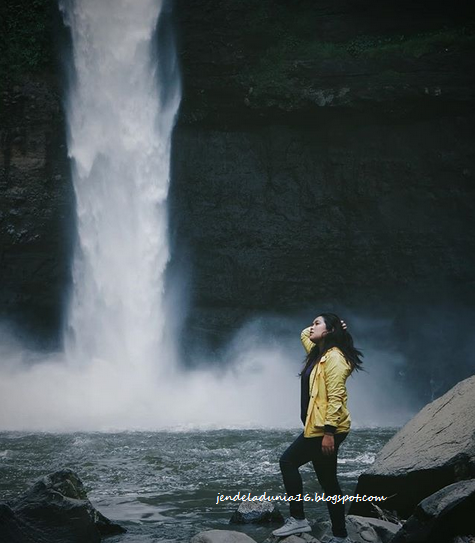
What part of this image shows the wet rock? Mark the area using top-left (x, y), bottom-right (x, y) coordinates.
top-left (389, 479), bottom-right (475, 543)
top-left (314, 515), bottom-right (399, 543)
top-left (191, 529), bottom-right (257, 543)
top-left (0, 468), bottom-right (126, 543)
top-left (350, 375), bottom-right (475, 517)
top-left (230, 500), bottom-right (284, 524)
top-left (370, 504), bottom-right (402, 526)
top-left (263, 532), bottom-right (321, 543)
top-left (346, 515), bottom-right (399, 543)
top-left (351, 515), bottom-right (400, 542)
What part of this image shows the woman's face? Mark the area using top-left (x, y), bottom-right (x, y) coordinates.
top-left (309, 315), bottom-right (329, 343)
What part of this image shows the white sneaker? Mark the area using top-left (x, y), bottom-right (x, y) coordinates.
top-left (272, 516), bottom-right (312, 537)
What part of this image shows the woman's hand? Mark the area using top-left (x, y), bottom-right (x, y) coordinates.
top-left (322, 434), bottom-right (335, 455)
top-left (341, 320), bottom-right (347, 331)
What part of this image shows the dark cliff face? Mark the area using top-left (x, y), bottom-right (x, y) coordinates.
top-left (1, 1), bottom-right (475, 397)
top-left (0, 0), bottom-right (72, 345)
top-left (169, 0), bottom-right (475, 396)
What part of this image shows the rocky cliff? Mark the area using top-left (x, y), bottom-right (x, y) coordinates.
top-left (0, 0), bottom-right (72, 345)
top-left (169, 0), bottom-right (475, 398)
top-left (1, 0), bottom-right (474, 397)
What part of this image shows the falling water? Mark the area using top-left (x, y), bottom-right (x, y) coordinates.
top-left (60, 0), bottom-right (180, 375)
top-left (0, 0), bottom-right (300, 431)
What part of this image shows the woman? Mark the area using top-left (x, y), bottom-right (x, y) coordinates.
top-left (272, 313), bottom-right (363, 542)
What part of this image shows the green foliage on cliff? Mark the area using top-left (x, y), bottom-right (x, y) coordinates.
top-left (347, 27), bottom-right (475, 59)
top-left (258, 24), bottom-right (475, 64)
top-left (245, 23), bottom-right (475, 100)
top-left (0, 0), bottom-right (55, 77)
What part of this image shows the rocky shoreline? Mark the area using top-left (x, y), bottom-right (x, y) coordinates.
top-left (0, 468), bottom-right (125, 543)
top-left (193, 375), bottom-right (475, 543)
top-left (1, 375), bottom-right (474, 543)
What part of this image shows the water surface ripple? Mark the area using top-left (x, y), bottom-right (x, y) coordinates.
top-left (0, 428), bottom-right (396, 542)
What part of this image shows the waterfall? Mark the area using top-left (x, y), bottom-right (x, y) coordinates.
top-left (0, 0), bottom-right (408, 432)
top-left (0, 0), bottom-right (297, 432)
top-left (59, 0), bottom-right (180, 374)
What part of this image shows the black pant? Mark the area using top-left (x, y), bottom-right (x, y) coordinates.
top-left (279, 432), bottom-right (348, 538)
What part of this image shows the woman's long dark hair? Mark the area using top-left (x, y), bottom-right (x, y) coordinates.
top-left (301, 313), bottom-right (364, 375)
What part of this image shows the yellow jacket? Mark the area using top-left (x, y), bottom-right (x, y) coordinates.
top-left (301, 327), bottom-right (352, 438)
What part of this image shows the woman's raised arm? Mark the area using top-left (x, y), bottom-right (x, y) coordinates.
top-left (300, 327), bottom-right (314, 355)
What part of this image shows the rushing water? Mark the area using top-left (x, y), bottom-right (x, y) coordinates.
top-left (60, 0), bottom-right (180, 372)
top-left (0, 428), bottom-right (396, 542)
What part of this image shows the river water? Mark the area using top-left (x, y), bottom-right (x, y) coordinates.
top-left (0, 427), bottom-right (396, 542)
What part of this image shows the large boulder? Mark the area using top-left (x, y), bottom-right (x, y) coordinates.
top-left (389, 479), bottom-right (475, 543)
top-left (350, 375), bottom-right (475, 517)
top-left (0, 468), bottom-right (125, 543)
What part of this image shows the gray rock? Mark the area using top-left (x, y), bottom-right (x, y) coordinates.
top-left (350, 375), bottom-right (475, 517)
top-left (230, 500), bottom-right (284, 524)
top-left (370, 504), bottom-right (402, 526)
top-left (389, 479), bottom-right (475, 543)
top-left (347, 515), bottom-right (400, 543)
top-left (0, 468), bottom-right (126, 543)
top-left (263, 532), bottom-right (321, 543)
top-left (191, 529), bottom-right (257, 543)
top-left (315, 515), bottom-right (399, 543)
